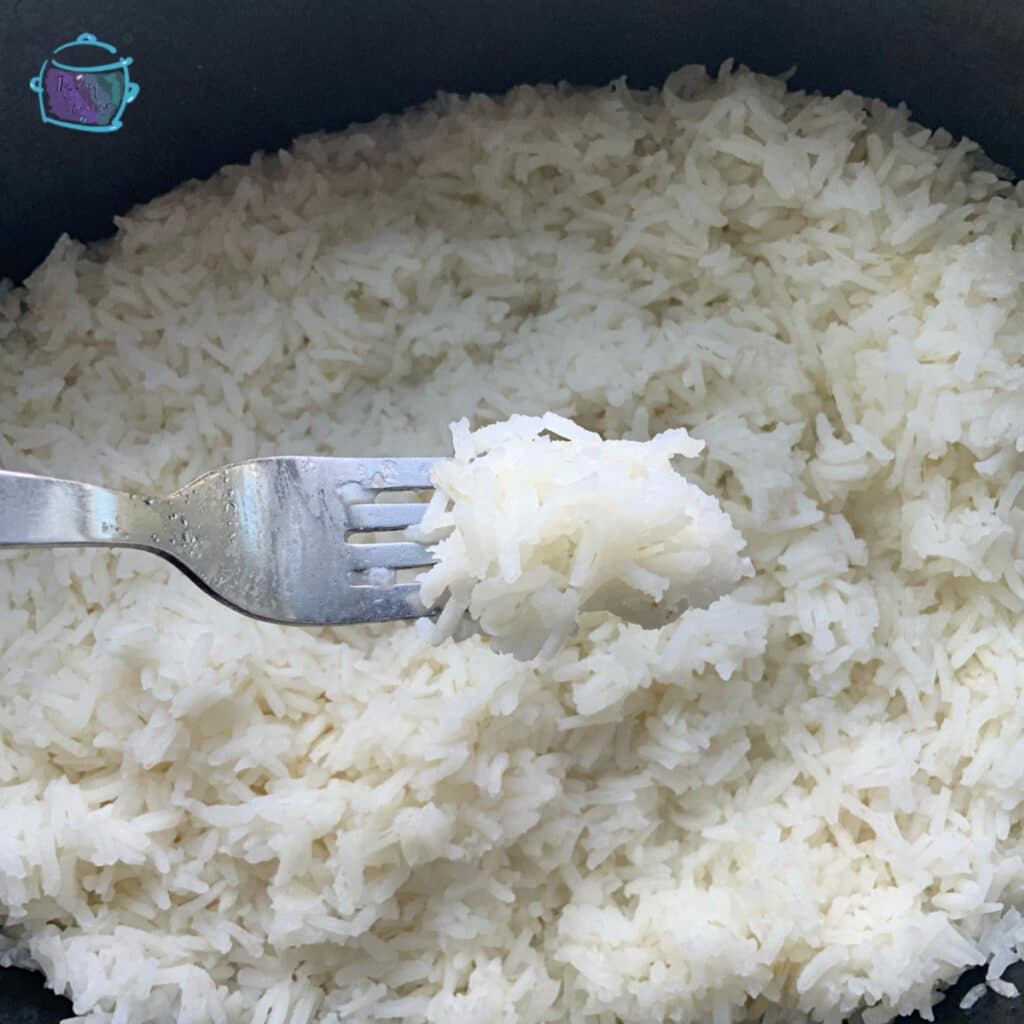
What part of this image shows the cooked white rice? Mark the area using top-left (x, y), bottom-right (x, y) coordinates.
top-left (1, 60), bottom-right (1024, 1024)
top-left (413, 413), bottom-right (751, 659)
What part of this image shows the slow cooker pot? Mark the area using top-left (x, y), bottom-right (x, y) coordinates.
top-left (2, 1), bottom-right (1023, 1021)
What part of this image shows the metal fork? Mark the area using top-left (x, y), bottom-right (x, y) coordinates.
top-left (0, 457), bottom-right (440, 625)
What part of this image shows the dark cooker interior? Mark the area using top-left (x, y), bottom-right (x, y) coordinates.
top-left (3, 0), bottom-right (1024, 1020)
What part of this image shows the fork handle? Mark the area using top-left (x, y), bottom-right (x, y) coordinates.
top-left (0, 470), bottom-right (157, 548)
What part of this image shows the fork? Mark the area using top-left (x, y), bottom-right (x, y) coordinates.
top-left (0, 457), bottom-right (440, 625)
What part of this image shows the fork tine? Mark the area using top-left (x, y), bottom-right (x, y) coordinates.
top-left (346, 541), bottom-right (436, 570)
top-left (342, 457), bottom-right (441, 492)
top-left (339, 583), bottom-right (429, 623)
top-left (346, 503), bottom-right (428, 532)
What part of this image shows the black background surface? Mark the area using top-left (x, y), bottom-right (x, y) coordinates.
top-left (4, 0), bottom-right (1024, 283)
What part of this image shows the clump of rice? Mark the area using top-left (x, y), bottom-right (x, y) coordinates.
top-left (1, 60), bottom-right (1024, 1024)
top-left (413, 413), bottom-right (751, 658)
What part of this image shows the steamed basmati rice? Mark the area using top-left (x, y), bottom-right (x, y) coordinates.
top-left (413, 413), bottom-right (751, 659)
top-left (1, 60), bottom-right (1024, 1024)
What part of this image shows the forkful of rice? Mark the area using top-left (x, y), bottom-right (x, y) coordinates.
top-left (0, 414), bottom-right (751, 659)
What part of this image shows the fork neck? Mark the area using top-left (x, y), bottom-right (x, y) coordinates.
top-left (0, 470), bottom-right (161, 549)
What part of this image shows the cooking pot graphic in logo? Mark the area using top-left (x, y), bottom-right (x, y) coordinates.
top-left (29, 32), bottom-right (140, 132)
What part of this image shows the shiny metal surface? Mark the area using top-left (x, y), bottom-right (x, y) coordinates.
top-left (0, 457), bottom-right (439, 625)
